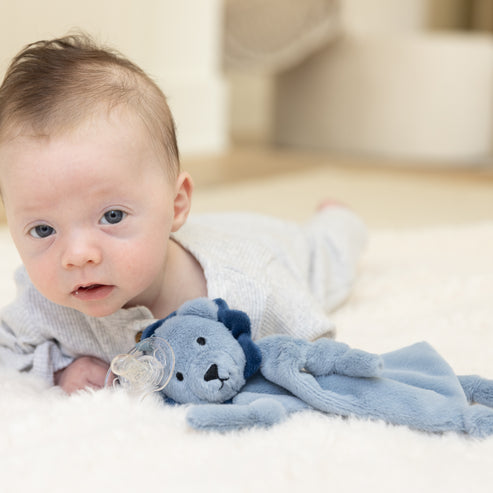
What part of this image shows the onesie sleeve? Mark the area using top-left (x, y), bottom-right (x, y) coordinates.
top-left (0, 268), bottom-right (73, 384)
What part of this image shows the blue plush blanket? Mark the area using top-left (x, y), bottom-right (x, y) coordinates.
top-left (111, 298), bottom-right (493, 437)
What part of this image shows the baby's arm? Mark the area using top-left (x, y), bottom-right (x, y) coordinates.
top-left (0, 319), bottom-right (73, 385)
top-left (54, 356), bottom-right (109, 394)
top-left (0, 320), bottom-right (108, 393)
top-left (1, 266), bottom-right (111, 391)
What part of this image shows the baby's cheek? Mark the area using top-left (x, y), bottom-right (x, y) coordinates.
top-left (26, 259), bottom-right (61, 301)
top-left (119, 242), bottom-right (166, 286)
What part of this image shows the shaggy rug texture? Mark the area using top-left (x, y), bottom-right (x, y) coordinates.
top-left (1, 222), bottom-right (493, 493)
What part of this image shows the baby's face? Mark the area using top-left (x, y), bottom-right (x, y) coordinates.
top-left (0, 112), bottom-right (187, 317)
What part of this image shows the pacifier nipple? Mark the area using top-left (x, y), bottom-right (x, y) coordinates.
top-left (111, 353), bottom-right (163, 390)
top-left (105, 337), bottom-right (175, 397)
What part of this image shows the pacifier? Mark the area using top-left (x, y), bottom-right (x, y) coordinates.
top-left (105, 337), bottom-right (175, 398)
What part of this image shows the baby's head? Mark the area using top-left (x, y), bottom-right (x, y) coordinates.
top-left (0, 33), bottom-right (179, 178)
top-left (0, 34), bottom-right (193, 318)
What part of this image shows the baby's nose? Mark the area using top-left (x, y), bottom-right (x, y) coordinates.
top-left (61, 233), bottom-right (102, 269)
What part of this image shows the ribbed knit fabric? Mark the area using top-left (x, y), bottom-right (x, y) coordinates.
top-left (0, 208), bottom-right (366, 384)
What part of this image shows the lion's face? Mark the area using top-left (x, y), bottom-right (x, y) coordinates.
top-left (155, 316), bottom-right (247, 404)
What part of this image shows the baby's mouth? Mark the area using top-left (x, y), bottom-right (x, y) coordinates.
top-left (73, 284), bottom-right (103, 295)
top-left (72, 284), bottom-right (114, 300)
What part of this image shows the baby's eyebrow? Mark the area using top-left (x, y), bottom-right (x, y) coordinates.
top-left (14, 202), bottom-right (51, 218)
top-left (11, 201), bottom-right (58, 228)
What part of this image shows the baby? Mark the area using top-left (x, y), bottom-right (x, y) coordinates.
top-left (0, 34), bottom-right (367, 394)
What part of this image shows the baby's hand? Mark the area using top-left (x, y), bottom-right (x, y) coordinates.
top-left (54, 356), bottom-right (109, 394)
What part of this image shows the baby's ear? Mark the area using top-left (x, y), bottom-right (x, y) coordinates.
top-left (171, 172), bottom-right (193, 232)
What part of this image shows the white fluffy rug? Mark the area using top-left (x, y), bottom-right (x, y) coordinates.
top-left (1, 222), bottom-right (493, 493)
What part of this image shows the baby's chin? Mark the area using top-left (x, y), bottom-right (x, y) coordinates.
top-left (61, 294), bottom-right (126, 318)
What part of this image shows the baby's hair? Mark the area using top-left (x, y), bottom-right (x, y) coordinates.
top-left (0, 33), bottom-right (179, 178)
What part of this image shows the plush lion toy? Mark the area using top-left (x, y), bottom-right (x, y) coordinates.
top-left (111, 297), bottom-right (493, 437)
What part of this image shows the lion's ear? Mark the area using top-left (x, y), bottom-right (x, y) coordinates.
top-left (215, 298), bottom-right (262, 379)
top-left (141, 298), bottom-right (218, 340)
top-left (140, 315), bottom-right (173, 340)
top-left (176, 297), bottom-right (219, 320)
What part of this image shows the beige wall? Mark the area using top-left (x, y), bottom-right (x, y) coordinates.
top-left (0, 0), bottom-right (228, 154)
top-left (229, 0), bottom-right (493, 165)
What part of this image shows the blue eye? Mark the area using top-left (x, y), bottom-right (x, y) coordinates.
top-left (101, 210), bottom-right (127, 225)
top-left (29, 224), bottom-right (55, 239)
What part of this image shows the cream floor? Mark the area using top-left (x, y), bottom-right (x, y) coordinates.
top-left (184, 146), bottom-right (493, 228)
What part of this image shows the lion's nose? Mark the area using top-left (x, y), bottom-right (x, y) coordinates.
top-left (204, 364), bottom-right (219, 381)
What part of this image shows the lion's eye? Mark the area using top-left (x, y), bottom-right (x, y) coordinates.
top-left (196, 337), bottom-right (206, 346)
top-left (176, 372), bottom-right (184, 381)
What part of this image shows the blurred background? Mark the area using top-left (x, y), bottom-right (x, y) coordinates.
top-left (0, 0), bottom-right (492, 227)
